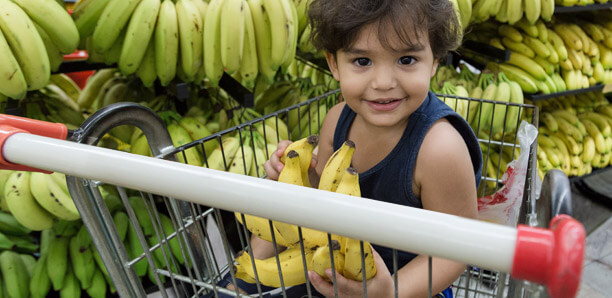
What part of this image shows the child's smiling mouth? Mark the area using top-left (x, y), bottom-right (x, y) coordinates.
top-left (365, 97), bottom-right (405, 111)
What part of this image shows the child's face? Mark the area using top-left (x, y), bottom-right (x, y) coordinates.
top-left (326, 23), bottom-right (439, 128)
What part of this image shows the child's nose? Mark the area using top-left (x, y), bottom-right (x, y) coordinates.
top-left (371, 68), bottom-right (397, 90)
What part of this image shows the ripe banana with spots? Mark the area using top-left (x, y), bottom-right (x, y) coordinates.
top-left (4, 171), bottom-right (55, 231)
top-left (233, 245), bottom-right (314, 287)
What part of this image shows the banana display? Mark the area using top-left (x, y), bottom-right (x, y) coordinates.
top-left (234, 138), bottom-right (376, 287)
top-left (466, 13), bottom-right (612, 94)
top-left (72, 0), bottom-right (319, 90)
top-left (0, 0), bottom-right (78, 100)
top-left (533, 91), bottom-right (612, 178)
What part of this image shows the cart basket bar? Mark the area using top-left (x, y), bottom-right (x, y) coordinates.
top-left (0, 118), bottom-right (585, 298)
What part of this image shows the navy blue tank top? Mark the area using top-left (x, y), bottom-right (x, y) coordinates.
top-left (332, 91), bottom-right (482, 272)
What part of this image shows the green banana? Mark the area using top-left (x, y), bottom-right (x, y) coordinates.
top-left (92, 0), bottom-right (142, 53)
top-left (239, 1), bottom-right (259, 88)
top-left (70, 224), bottom-right (95, 289)
top-left (0, 250), bottom-right (30, 298)
top-left (59, 267), bottom-right (80, 298)
top-left (29, 255), bottom-right (51, 298)
top-left (155, 0), bottom-right (179, 86)
top-left (168, 123), bottom-right (203, 166)
top-left (119, 0), bottom-right (161, 75)
top-left (176, 0), bottom-right (203, 78)
top-left (77, 68), bottom-right (117, 110)
top-left (136, 40), bottom-right (157, 88)
top-left (0, 26), bottom-right (27, 99)
top-left (72, 0), bottom-right (111, 38)
top-left (11, 0), bottom-right (79, 54)
top-left (47, 235), bottom-right (70, 290)
top-left (86, 268), bottom-right (107, 298)
top-left (30, 172), bottom-right (81, 221)
top-left (0, 211), bottom-right (31, 236)
top-left (4, 172), bottom-right (54, 231)
top-left (0, 0), bottom-right (50, 91)
top-left (203, 0), bottom-right (225, 86)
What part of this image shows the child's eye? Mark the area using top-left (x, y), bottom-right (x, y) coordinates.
top-left (398, 56), bottom-right (416, 65)
top-left (353, 58), bottom-right (371, 66)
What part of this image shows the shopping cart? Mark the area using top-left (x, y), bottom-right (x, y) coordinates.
top-left (0, 91), bottom-right (585, 298)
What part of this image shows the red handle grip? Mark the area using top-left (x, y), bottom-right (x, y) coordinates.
top-left (0, 114), bottom-right (68, 173)
top-left (511, 215), bottom-right (585, 298)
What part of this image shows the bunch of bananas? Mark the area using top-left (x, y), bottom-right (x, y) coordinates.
top-left (0, 170), bottom-right (79, 231)
top-left (469, 15), bottom-right (612, 94)
top-left (233, 138), bottom-right (376, 286)
top-left (0, 0), bottom-right (79, 100)
top-left (0, 250), bottom-right (39, 298)
top-left (470, 0), bottom-right (554, 24)
top-left (73, 0), bottom-right (305, 90)
top-left (535, 91), bottom-right (612, 178)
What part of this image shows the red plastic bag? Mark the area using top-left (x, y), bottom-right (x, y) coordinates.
top-left (477, 121), bottom-right (540, 226)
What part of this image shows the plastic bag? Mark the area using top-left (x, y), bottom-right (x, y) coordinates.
top-left (477, 121), bottom-right (539, 226)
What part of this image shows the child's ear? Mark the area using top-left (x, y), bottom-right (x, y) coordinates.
top-left (325, 51), bottom-right (340, 81)
top-left (430, 58), bottom-right (440, 78)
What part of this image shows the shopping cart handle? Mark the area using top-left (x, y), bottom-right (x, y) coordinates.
top-left (511, 214), bottom-right (585, 298)
top-left (0, 114), bottom-right (67, 173)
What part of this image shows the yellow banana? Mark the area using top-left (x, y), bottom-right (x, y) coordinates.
top-left (281, 135), bottom-right (319, 187)
top-left (155, 0), bottom-right (179, 86)
top-left (176, 0), bottom-right (203, 78)
top-left (233, 245), bottom-right (313, 287)
top-left (581, 118), bottom-right (608, 153)
top-left (318, 140), bottom-right (356, 192)
top-left (220, 0), bottom-right (246, 74)
top-left (0, 27), bottom-right (27, 99)
top-left (582, 136), bottom-right (596, 163)
top-left (119, 0), bottom-right (161, 75)
top-left (203, 0), bottom-right (225, 86)
top-left (311, 240), bottom-right (345, 281)
top-left (507, 51), bottom-right (547, 80)
top-left (92, 0), bottom-right (142, 53)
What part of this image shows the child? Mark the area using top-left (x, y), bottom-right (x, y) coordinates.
top-left (262, 0), bottom-right (483, 297)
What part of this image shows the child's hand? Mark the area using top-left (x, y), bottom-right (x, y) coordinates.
top-left (263, 140), bottom-right (292, 181)
top-left (307, 246), bottom-right (393, 298)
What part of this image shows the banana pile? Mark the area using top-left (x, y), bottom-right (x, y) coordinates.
top-left (468, 14), bottom-right (612, 94)
top-left (0, 0), bottom-right (79, 100)
top-left (535, 91), bottom-right (612, 177)
top-left (557, 0), bottom-right (612, 6)
top-left (233, 137), bottom-right (376, 287)
top-left (470, 0), bottom-right (555, 24)
top-left (73, 0), bottom-right (316, 90)
top-left (431, 65), bottom-right (526, 140)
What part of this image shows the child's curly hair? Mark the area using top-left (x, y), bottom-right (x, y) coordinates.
top-left (308, 0), bottom-right (461, 59)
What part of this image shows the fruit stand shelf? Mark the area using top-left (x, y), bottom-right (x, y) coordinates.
top-left (554, 3), bottom-right (612, 13)
top-left (525, 84), bottom-right (605, 101)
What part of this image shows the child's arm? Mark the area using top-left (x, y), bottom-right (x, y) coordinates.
top-left (394, 119), bottom-right (478, 296)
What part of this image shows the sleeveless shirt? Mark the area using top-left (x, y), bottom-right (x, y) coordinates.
top-left (332, 91), bottom-right (483, 272)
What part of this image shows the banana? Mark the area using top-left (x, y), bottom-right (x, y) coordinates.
top-left (136, 40), bottom-right (157, 87)
top-left (279, 0), bottom-right (298, 71)
top-left (29, 255), bottom-right (51, 298)
top-left (203, 0), bottom-right (225, 86)
top-left (251, 144), bottom-right (267, 177)
top-left (0, 0), bottom-right (50, 91)
top-left (203, 136), bottom-right (240, 170)
top-left (86, 268), bottom-right (107, 298)
top-left (552, 110), bottom-right (580, 128)
top-left (59, 267), bottom-right (80, 298)
top-left (77, 68), bottom-right (117, 110)
top-left (554, 24), bottom-right (583, 52)
top-left (168, 123), bottom-right (203, 166)
top-left (0, 250), bottom-right (30, 298)
top-left (154, 0), bottom-right (179, 86)
top-left (30, 172), bottom-right (80, 221)
top-left (541, 112), bottom-right (559, 133)
top-left (113, 211), bottom-right (129, 242)
top-left (544, 41), bottom-right (559, 64)
top-left (4, 172), bottom-right (54, 231)
top-left (127, 195), bottom-right (155, 237)
top-left (523, 36), bottom-right (550, 58)
top-left (47, 235), bottom-right (70, 290)
top-left (492, 63), bottom-right (538, 93)
top-left (595, 104), bottom-right (612, 119)
top-left (311, 240), bottom-right (345, 281)
top-left (72, 0), bottom-right (111, 38)
top-left (227, 139), bottom-right (254, 175)
top-left (158, 213), bottom-right (185, 265)
top-left (271, 150), bottom-right (303, 244)
top-left (248, 0), bottom-right (277, 83)
top-left (557, 118), bottom-right (584, 143)
top-left (34, 22), bottom-right (63, 73)
top-left (69, 224), bottom-right (95, 289)
top-left (49, 74), bottom-right (81, 104)
top-left (219, 0), bottom-right (246, 74)
top-left (264, 0), bottom-right (290, 70)
top-left (12, 0), bottom-right (79, 54)
top-left (547, 29), bottom-right (569, 62)
top-left (0, 24), bottom-right (28, 99)
top-left (514, 17), bottom-right (539, 37)
top-left (126, 220), bottom-right (148, 277)
top-left (318, 140), bottom-right (356, 192)
top-left (176, 0), bottom-right (203, 78)
top-left (582, 136), bottom-right (596, 163)
top-left (499, 25), bottom-right (523, 42)
top-left (234, 212), bottom-right (294, 246)
top-left (540, 0), bottom-right (554, 21)
top-left (581, 118), bottom-right (608, 153)
top-left (523, 0), bottom-right (540, 24)
top-left (578, 112), bottom-right (612, 137)
top-left (0, 211), bottom-right (30, 236)
top-left (281, 135), bottom-right (319, 187)
top-left (233, 245), bottom-right (314, 287)
top-left (507, 51), bottom-right (547, 80)
top-left (179, 116), bottom-right (216, 156)
top-left (93, 0), bottom-right (142, 53)
top-left (501, 38), bottom-right (536, 58)
top-left (506, 0), bottom-right (522, 24)
top-left (118, 0), bottom-right (161, 75)
top-left (239, 1), bottom-right (259, 89)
